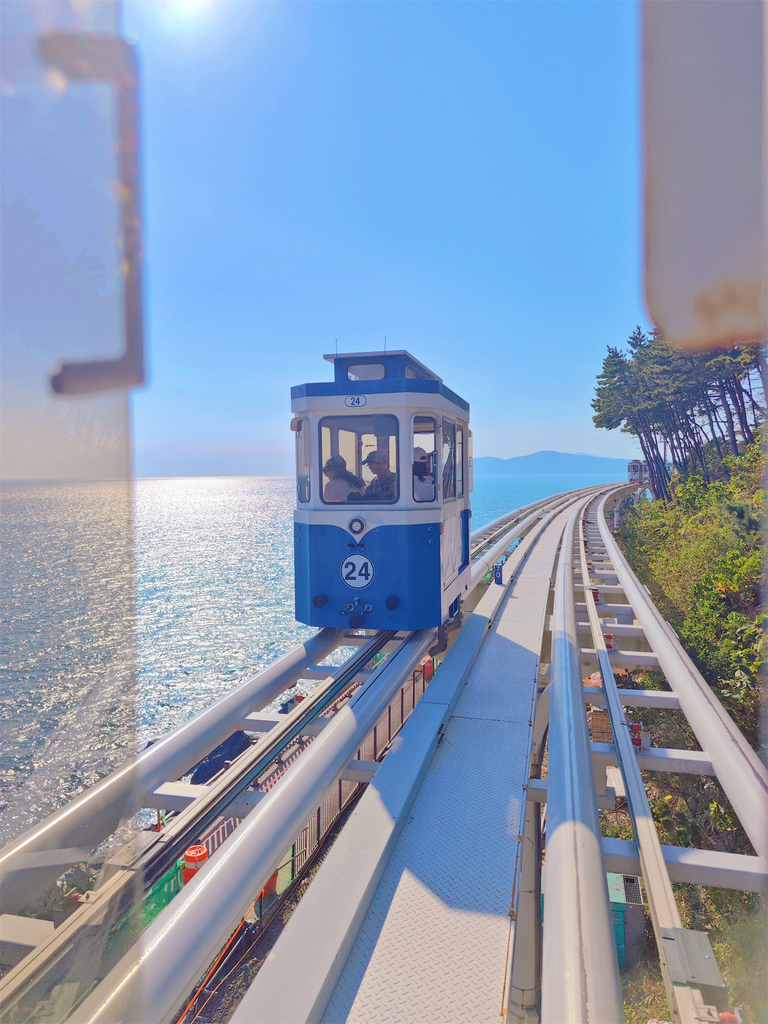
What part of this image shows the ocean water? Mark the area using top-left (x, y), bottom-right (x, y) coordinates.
top-left (0, 471), bottom-right (620, 842)
top-left (470, 473), bottom-right (620, 527)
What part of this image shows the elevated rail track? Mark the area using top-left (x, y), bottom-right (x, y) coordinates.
top-left (1, 484), bottom-right (765, 1024)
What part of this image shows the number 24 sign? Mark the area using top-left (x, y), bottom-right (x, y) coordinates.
top-left (340, 554), bottom-right (375, 589)
top-left (344, 395), bottom-right (367, 407)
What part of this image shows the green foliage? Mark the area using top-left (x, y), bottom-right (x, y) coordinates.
top-left (675, 887), bottom-right (767, 1024)
top-left (593, 329), bottom-right (765, 499)
top-left (617, 439), bottom-right (765, 749)
top-left (622, 955), bottom-right (669, 1024)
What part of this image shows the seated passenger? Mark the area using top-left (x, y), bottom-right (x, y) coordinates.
top-left (356, 450), bottom-right (396, 502)
top-left (322, 456), bottom-right (364, 502)
top-left (412, 447), bottom-right (435, 501)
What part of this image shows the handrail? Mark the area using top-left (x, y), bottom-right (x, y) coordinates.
top-left (0, 628), bottom-right (344, 913)
top-left (541, 502), bottom-right (624, 1024)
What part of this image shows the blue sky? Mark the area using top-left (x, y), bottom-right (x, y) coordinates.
top-left (124, 0), bottom-right (651, 477)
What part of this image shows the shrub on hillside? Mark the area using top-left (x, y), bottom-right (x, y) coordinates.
top-left (617, 439), bottom-right (765, 749)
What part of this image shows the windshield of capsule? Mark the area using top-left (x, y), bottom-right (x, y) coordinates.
top-left (319, 414), bottom-right (399, 503)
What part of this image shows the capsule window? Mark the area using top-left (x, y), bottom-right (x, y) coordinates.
top-left (456, 425), bottom-right (464, 498)
top-left (442, 420), bottom-right (456, 500)
top-left (294, 418), bottom-right (311, 503)
top-left (347, 363), bottom-right (385, 381)
top-left (412, 415), bottom-right (437, 502)
top-left (319, 414), bottom-right (399, 504)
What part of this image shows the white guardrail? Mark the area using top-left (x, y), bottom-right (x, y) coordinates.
top-left (540, 501), bottom-right (624, 1024)
top-left (597, 493), bottom-right (768, 863)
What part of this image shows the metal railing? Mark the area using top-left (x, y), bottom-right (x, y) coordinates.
top-left (0, 484), bottom-right (613, 1024)
top-left (541, 501), bottom-right (625, 1024)
top-left (0, 628), bottom-right (345, 914)
top-left (579, 493), bottom-right (714, 1023)
top-left (178, 658), bottom-right (436, 1023)
top-left (596, 492), bottom-right (768, 863)
top-left (69, 630), bottom-right (437, 1024)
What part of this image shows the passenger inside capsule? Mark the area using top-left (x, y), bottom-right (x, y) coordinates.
top-left (322, 456), bottom-right (364, 501)
top-left (357, 450), bottom-right (396, 501)
top-left (412, 446), bottom-right (435, 501)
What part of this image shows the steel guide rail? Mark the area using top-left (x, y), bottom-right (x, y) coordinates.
top-left (578, 493), bottom-right (719, 1024)
top-left (540, 501), bottom-right (624, 1024)
top-left (0, 638), bottom-right (401, 1020)
top-left (0, 628), bottom-right (346, 914)
top-left (565, 486), bottom-right (767, 1022)
top-left (595, 493), bottom-right (768, 865)
top-left (137, 630), bottom-right (398, 892)
top-left (0, 490), bottom-right (595, 1016)
top-left (231, 486), bottom-right (610, 1024)
top-left (65, 487), bottom-right (610, 1024)
top-left (71, 631), bottom-right (440, 1024)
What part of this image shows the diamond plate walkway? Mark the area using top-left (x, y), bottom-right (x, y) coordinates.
top-left (323, 512), bottom-right (566, 1024)
top-left (234, 506), bottom-right (571, 1024)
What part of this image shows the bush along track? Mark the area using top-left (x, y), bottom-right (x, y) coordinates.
top-left (617, 437), bottom-right (765, 753)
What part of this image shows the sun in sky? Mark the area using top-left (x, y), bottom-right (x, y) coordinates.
top-left (150, 0), bottom-right (214, 34)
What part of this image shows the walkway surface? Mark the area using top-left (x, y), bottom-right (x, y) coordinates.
top-left (321, 510), bottom-right (568, 1023)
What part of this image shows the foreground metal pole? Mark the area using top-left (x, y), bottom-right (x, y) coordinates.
top-left (70, 630), bottom-right (435, 1024)
top-left (0, 628), bottom-right (343, 912)
top-left (541, 507), bottom-right (624, 1024)
top-left (597, 493), bottom-right (768, 863)
top-left (506, 798), bottom-right (542, 1021)
top-left (507, 681), bottom-right (551, 1019)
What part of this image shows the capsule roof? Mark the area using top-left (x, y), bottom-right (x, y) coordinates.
top-left (323, 350), bottom-right (441, 383)
top-left (292, 350), bottom-right (468, 415)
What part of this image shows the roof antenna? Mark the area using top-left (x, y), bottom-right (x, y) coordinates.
top-left (335, 337), bottom-right (338, 356)
top-left (384, 335), bottom-right (387, 352)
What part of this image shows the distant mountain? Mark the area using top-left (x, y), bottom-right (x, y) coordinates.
top-left (474, 450), bottom-right (628, 475)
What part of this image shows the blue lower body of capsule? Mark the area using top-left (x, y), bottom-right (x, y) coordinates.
top-left (294, 522), bottom-right (442, 631)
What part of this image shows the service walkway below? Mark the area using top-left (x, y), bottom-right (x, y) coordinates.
top-left (235, 505), bottom-right (572, 1024)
